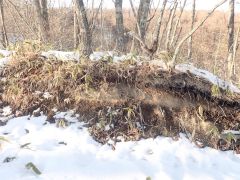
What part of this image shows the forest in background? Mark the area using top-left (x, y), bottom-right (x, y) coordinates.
top-left (0, 0), bottom-right (239, 84)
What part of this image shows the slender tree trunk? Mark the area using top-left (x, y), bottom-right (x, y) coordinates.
top-left (75, 0), bottom-right (92, 56)
top-left (232, 26), bottom-right (240, 79)
top-left (74, 8), bottom-right (80, 49)
top-left (159, 4), bottom-right (174, 47)
top-left (137, 0), bottom-right (151, 40)
top-left (150, 0), bottom-right (167, 53)
top-left (115, 0), bottom-right (125, 52)
top-left (33, 0), bottom-right (50, 43)
top-left (170, 0), bottom-right (187, 48)
top-left (165, 0), bottom-right (178, 50)
top-left (132, 0), bottom-right (151, 53)
top-left (227, 0), bottom-right (235, 80)
top-left (187, 0), bottom-right (196, 61)
top-left (40, 0), bottom-right (50, 32)
top-left (0, 0), bottom-right (8, 48)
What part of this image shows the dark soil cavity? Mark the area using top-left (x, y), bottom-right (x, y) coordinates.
top-left (0, 53), bottom-right (240, 150)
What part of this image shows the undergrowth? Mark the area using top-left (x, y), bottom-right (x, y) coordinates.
top-left (0, 50), bottom-right (240, 151)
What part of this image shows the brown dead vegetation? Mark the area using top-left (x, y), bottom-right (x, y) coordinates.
top-left (0, 53), bottom-right (240, 150)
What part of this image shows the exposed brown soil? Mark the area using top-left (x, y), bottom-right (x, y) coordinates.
top-left (0, 53), bottom-right (240, 150)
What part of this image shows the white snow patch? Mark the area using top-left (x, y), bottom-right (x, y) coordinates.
top-left (0, 112), bottom-right (240, 180)
top-left (176, 63), bottom-right (240, 93)
top-left (0, 57), bottom-right (11, 67)
top-left (41, 50), bottom-right (127, 62)
top-left (90, 51), bottom-right (126, 62)
top-left (41, 51), bottom-right (80, 61)
top-left (43, 92), bottom-right (53, 99)
top-left (0, 50), bottom-right (12, 57)
top-left (2, 106), bottom-right (12, 117)
top-left (0, 49), bottom-right (13, 67)
top-left (223, 130), bottom-right (240, 135)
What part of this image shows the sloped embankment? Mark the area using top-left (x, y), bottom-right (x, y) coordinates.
top-left (0, 53), bottom-right (240, 149)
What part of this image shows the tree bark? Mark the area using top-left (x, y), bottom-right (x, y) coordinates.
top-left (132, 0), bottom-right (151, 53)
top-left (165, 0), bottom-right (178, 50)
top-left (114, 0), bottom-right (125, 52)
top-left (137, 0), bottom-right (151, 40)
top-left (149, 0), bottom-right (167, 54)
top-left (187, 0), bottom-right (196, 61)
top-left (0, 0), bottom-right (8, 48)
top-left (75, 0), bottom-right (92, 56)
top-left (33, 0), bottom-right (50, 43)
top-left (170, 0), bottom-right (187, 48)
top-left (74, 8), bottom-right (80, 49)
top-left (227, 0), bottom-right (235, 80)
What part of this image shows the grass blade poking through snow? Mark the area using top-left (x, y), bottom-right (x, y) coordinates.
top-left (0, 136), bottom-right (9, 143)
top-left (25, 162), bottom-right (42, 175)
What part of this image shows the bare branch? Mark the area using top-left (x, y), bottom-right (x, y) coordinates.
top-left (169, 0), bottom-right (228, 68)
top-left (187, 0), bottom-right (196, 61)
top-left (170, 0), bottom-right (187, 48)
top-left (165, 0), bottom-right (178, 50)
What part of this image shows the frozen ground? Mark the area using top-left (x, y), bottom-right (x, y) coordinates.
top-left (0, 111), bottom-right (240, 180)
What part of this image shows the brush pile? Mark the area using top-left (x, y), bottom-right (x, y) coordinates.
top-left (0, 52), bottom-right (240, 150)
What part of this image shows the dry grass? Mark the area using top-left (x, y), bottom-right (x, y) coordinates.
top-left (0, 50), bottom-right (239, 150)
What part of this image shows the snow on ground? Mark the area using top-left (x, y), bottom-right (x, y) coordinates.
top-left (0, 57), bottom-right (11, 67)
top-left (0, 50), bottom-right (13, 57)
top-left (41, 51), bottom-right (80, 61)
top-left (0, 111), bottom-right (240, 180)
top-left (176, 64), bottom-right (240, 93)
top-left (0, 49), bottom-right (12, 67)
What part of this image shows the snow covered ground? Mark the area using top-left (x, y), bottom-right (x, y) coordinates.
top-left (1, 49), bottom-right (240, 179)
top-left (0, 111), bottom-right (240, 180)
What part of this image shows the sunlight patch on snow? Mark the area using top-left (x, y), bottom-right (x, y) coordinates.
top-left (0, 112), bottom-right (240, 180)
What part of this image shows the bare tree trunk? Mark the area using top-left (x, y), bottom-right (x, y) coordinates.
top-left (165, 0), bottom-right (178, 50)
top-left (0, 0), bottom-right (8, 48)
top-left (187, 0), bottom-right (196, 61)
top-left (100, 3), bottom-right (103, 49)
top-left (227, 0), bottom-right (235, 80)
top-left (159, 4), bottom-right (174, 47)
top-left (132, 0), bottom-right (151, 53)
top-left (232, 26), bottom-right (240, 80)
top-left (137, 0), bottom-right (151, 40)
top-left (75, 0), bottom-right (92, 56)
top-left (170, 0), bottom-right (187, 48)
top-left (74, 8), bottom-right (80, 49)
top-left (115, 0), bottom-right (125, 52)
top-left (40, 0), bottom-right (49, 33)
top-left (149, 0), bottom-right (167, 54)
top-left (33, 0), bottom-right (50, 43)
